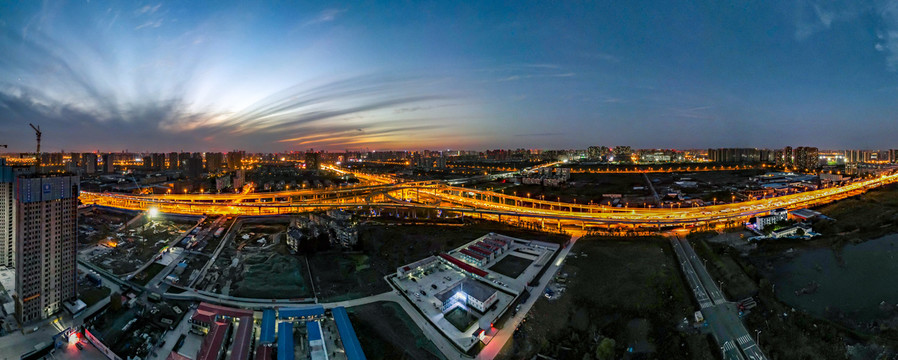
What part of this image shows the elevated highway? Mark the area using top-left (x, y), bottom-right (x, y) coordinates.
top-left (80, 168), bottom-right (898, 230)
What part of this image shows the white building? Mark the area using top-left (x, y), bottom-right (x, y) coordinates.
top-left (753, 208), bottom-right (788, 230)
top-left (436, 279), bottom-right (498, 313)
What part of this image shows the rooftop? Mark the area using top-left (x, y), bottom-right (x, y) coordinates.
top-left (436, 279), bottom-right (497, 303)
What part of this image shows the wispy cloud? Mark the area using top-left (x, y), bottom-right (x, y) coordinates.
top-left (135, 19), bottom-right (163, 30)
top-left (304, 8), bottom-right (347, 26)
top-left (137, 4), bottom-right (161, 15)
top-left (792, 0), bottom-right (898, 71)
top-left (669, 105), bottom-right (716, 120)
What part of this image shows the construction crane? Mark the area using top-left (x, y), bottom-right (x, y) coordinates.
top-left (29, 123), bottom-right (41, 170)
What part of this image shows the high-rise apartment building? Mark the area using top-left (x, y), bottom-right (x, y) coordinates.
top-left (793, 147), bottom-right (819, 170)
top-left (167, 152), bottom-right (179, 170)
top-left (227, 150), bottom-right (245, 169)
top-left (205, 152), bottom-right (224, 172)
top-left (0, 160), bottom-right (31, 269)
top-left (0, 160), bottom-right (15, 268)
top-left (101, 153), bottom-right (114, 173)
top-left (186, 154), bottom-right (204, 178)
top-left (82, 153), bottom-right (98, 174)
top-left (15, 174), bottom-right (79, 324)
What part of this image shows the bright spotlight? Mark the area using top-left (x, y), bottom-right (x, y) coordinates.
top-left (148, 207), bottom-right (159, 218)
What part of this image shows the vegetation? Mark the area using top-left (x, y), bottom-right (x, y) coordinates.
top-left (812, 183), bottom-right (898, 243)
top-left (498, 237), bottom-right (714, 359)
top-left (349, 302), bottom-right (446, 360)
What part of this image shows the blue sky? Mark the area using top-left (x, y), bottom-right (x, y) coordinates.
top-left (1, 0), bottom-right (897, 152)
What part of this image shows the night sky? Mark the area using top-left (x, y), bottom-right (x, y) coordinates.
top-left (1, 1), bottom-right (898, 152)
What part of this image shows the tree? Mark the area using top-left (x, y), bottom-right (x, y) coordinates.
top-left (110, 292), bottom-right (122, 311)
top-left (595, 337), bottom-right (615, 360)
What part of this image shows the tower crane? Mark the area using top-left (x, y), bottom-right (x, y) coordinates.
top-left (29, 123), bottom-right (41, 170)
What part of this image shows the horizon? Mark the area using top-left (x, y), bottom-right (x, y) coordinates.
top-left (3, 1), bottom-right (898, 151)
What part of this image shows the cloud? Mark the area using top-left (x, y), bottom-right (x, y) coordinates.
top-left (135, 19), bottom-right (163, 30)
top-left (137, 4), bottom-right (161, 15)
top-left (304, 8), bottom-right (347, 26)
top-left (792, 1), bottom-right (898, 71)
top-left (793, 1), bottom-right (864, 40)
top-left (669, 105), bottom-right (716, 120)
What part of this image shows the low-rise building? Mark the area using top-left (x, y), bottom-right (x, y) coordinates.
top-left (436, 279), bottom-right (498, 313)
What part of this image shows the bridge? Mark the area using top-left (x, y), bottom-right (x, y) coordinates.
top-left (79, 165), bottom-right (898, 231)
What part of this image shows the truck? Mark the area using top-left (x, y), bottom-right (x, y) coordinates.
top-left (213, 227), bottom-right (225, 237)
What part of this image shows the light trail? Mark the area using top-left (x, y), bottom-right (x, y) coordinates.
top-left (80, 166), bottom-right (898, 231)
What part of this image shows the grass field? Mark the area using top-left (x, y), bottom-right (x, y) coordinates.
top-left (78, 285), bottom-right (111, 306)
top-left (445, 306), bottom-right (476, 332)
top-left (349, 302), bottom-right (446, 360)
top-left (812, 183), bottom-right (898, 241)
top-left (309, 252), bottom-right (390, 302)
top-left (132, 263), bottom-right (165, 286)
top-left (230, 253), bottom-right (311, 299)
top-left (498, 236), bottom-right (714, 360)
top-left (687, 232), bottom-right (758, 300)
top-left (488, 255), bottom-right (532, 279)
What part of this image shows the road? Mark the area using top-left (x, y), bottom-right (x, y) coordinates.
top-left (475, 234), bottom-right (580, 360)
top-left (669, 235), bottom-right (767, 360)
top-left (79, 168), bottom-right (898, 230)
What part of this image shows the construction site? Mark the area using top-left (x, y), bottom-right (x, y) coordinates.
top-left (79, 211), bottom-right (199, 276)
top-left (191, 217), bottom-right (315, 299)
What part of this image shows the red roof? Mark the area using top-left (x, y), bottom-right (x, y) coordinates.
top-left (191, 308), bottom-right (215, 324)
top-left (478, 241), bottom-right (498, 250)
top-left (255, 345), bottom-right (274, 360)
top-left (469, 245), bottom-right (492, 255)
top-left (439, 253), bottom-right (488, 277)
top-left (460, 249), bottom-right (485, 260)
top-left (166, 352), bottom-right (192, 360)
top-left (196, 302), bottom-right (254, 319)
top-left (229, 316), bottom-right (254, 360)
top-left (197, 321), bottom-right (230, 360)
top-left (487, 238), bottom-right (507, 246)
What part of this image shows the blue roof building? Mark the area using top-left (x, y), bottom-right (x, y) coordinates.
top-left (278, 305), bottom-right (325, 320)
top-left (306, 321), bottom-right (328, 360)
top-left (332, 307), bottom-right (366, 360)
top-left (277, 322), bottom-right (294, 360)
top-left (260, 309), bottom-right (276, 344)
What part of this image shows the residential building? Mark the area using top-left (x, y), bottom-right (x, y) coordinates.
top-left (15, 174), bottom-right (79, 324)
top-left (102, 153), bottom-right (114, 173)
top-left (305, 152), bottom-right (321, 171)
top-left (82, 153), bottom-right (98, 174)
top-left (227, 150), bottom-right (245, 169)
top-left (205, 152), bottom-right (224, 172)
top-left (794, 147), bottom-right (819, 170)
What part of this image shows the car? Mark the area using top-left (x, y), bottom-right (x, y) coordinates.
top-left (431, 284), bottom-right (437, 289)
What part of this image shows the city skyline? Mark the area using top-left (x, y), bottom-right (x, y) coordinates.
top-left (3, 1), bottom-right (898, 152)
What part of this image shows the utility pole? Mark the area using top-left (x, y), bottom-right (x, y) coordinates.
top-left (29, 123), bottom-right (41, 172)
